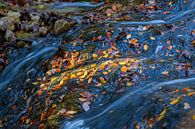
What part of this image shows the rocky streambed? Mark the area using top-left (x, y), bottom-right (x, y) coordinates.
top-left (0, 0), bottom-right (195, 129)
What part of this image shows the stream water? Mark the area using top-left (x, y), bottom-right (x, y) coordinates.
top-left (0, 0), bottom-right (195, 129)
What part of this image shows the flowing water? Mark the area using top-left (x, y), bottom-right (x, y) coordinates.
top-left (0, 0), bottom-right (195, 129)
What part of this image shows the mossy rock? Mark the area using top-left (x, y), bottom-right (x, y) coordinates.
top-left (53, 20), bottom-right (76, 35)
top-left (16, 32), bottom-right (31, 40)
top-left (0, 2), bottom-right (5, 9)
top-left (16, 41), bottom-right (32, 47)
top-left (35, 4), bottom-right (48, 10)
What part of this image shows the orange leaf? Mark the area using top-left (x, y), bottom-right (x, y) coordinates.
top-left (79, 92), bottom-right (92, 98)
top-left (188, 92), bottom-right (195, 96)
top-left (37, 90), bottom-right (43, 96)
top-left (93, 53), bottom-right (98, 58)
top-left (182, 87), bottom-right (189, 92)
top-left (121, 66), bottom-right (128, 72)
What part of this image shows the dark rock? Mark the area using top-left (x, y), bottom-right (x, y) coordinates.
top-left (5, 30), bottom-right (16, 42)
top-left (0, 17), bottom-right (15, 31)
top-left (39, 26), bottom-right (48, 36)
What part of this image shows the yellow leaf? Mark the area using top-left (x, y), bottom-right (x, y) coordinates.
top-left (59, 80), bottom-right (64, 85)
top-left (91, 64), bottom-right (97, 68)
top-left (72, 52), bottom-right (79, 58)
top-left (103, 53), bottom-right (109, 58)
top-left (77, 72), bottom-right (83, 76)
top-left (127, 82), bottom-right (132, 86)
top-left (150, 36), bottom-right (155, 40)
top-left (50, 77), bottom-right (57, 83)
top-left (157, 108), bottom-right (166, 121)
top-left (170, 96), bottom-right (181, 105)
top-left (100, 63), bottom-right (106, 70)
top-left (80, 71), bottom-right (88, 79)
top-left (144, 44), bottom-right (149, 51)
top-left (119, 61), bottom-right (126, 65)
top-left (70, 74), bottom-right (76, 79)
top-left (103, 50), bottom-right (107, 55)
top-left (103, 71), bottom-right (108, 75)
top-left (192, 115), bottom-right (195, 120)
top-left (93, 53), bottom-right (97, 58)
top-left (32, 82), bottom-right (39, 85)
top-left (52, 104), bottom-right (57, 108)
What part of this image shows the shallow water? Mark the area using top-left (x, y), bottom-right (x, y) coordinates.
top-left (0, 0), bottom-right (195, 129)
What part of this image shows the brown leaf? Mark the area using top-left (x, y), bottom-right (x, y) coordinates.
top-left (38, 124), bottom-right (44, 129)
top-left (79, 92), bottom-right (92, 98)
top-left (148, 118), bottom-right (155, 128)
top-left (25, 119), bottom-right (30, 124)
top-left (88, 77), bottom-right (93, 84)
top-left (40, 112), bottom-right (47, 121)
top-left (106, 32), bottom-right (112, 38)
top-left (112, 5), bottom-right (117, 12)
top-left (99, 77), bottom-right (107, 84)
top-left (0, 120), bottom-right (3, 128)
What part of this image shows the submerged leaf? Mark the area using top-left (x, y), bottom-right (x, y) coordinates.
top-left (144, 44), bottom-right (149, 51)
top-left (170, 96), bottom-right (181, 105)
top-left (99, 77), bottom-right (107, 84)
top-left (157, 108), bottom-right (167, 121)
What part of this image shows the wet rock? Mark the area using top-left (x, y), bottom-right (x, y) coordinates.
top-left (25, 22), bottom-right (38, 32)
top-left (7, 11), bottom-right (21, 23)
top-left (15, 21), bottom-right (26, 31)
top-left (39, 26), bottom-right (48, 36)
top-left (53, 19), bottom-right (75, 35)
top-left (17, 0), bottom-right (27, 7)
top-left (5, 30), bottom-right (16, 42)
top-left (0, 17), bottom-right (15, 31)
top-left (30, 13), bottom-right (41, 22)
